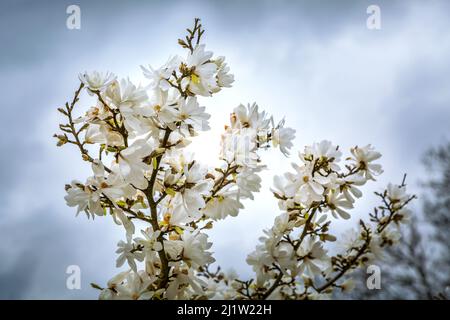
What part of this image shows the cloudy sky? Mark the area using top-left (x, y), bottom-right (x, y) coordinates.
top-left (1, 0), bottom-right (449, 299)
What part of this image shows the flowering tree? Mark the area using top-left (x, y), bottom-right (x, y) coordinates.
top-left (55, 19), bottom-right (415, 300)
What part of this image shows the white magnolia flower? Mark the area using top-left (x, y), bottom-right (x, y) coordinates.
top-left (116, 240), bottom-right (144, 272)
top-left (182, 44), bottom-right (217, 96)
top-left (379, 226), bottom-right (402, 246)
top-left (165, 129), bottom-right (191, 149)
top-left (114, 138), bottom-right (155, 189)
top-left (113, 271), bottom-right (155, 300)
top-left (106, 79), bottom-right (147, 110)
top-left (163, 238), bottom-right (184, 261)
top-left (236, 167), bottom-right (262, 200)
top-left (181, 231), bottom-right (215, 268)
top-left (85, 123), bottom-right (124, 147)
top-left (203, 187), bottom-right (244, 220)
top-left (392, 208), bottom-right (411, 225)
top-left (79, 71), bottom-right (116, 92)
top-left (78, 101), bottom-right (112, 123)
top-left (64, 180), bottom-right (93, 218)
top-left (204, 277), bottom-right (238, 300)
top-left (232, 103), bottom-right (271, 132)
top-left (291, 162), bottom-right (329, 205)
top-left (368, 233), bottom-right (384, 261)
top-left (105, 78), bottom-right (155, 138)
top-left (172, 184), bottom-right (210, 222)
top-left (271, 175), bottom-right (296, 210)
top-left (88, 160), bottom-right (130, 201)
top-left (338, 227), bottom-right (366, 254)
top-left (350, 144), bottom-right (383, 180)
top-left (272, 212), bottom-right (295, 235)
top-left (171, 161), bottom-right (212, 221)
top-left (147, 88), bottom-right (178, 125)
top-left (64, 161), bottom-right (129, 218)
top-left (166, 265), bottom-right (206, 299)
top-left (302, 140), bottom-right (342, 169)
top-left (113, 209), bottom-right (135, 242)
top-left (221, 130), bottom-right (258, 167)
top-left (337, 174), bottom-right (365, 203)
top-left (99, 271), bottom-right (129, 300)
top-left (135, 228), bottom-right (163, 253)
top-left (212, 56), bottom-right (234, 92)
top-left (274, 242), bottom-right (295, 272)
top-left (296, 236), bottom-right (329, 277)
top-left (325, 189), bottom-right (354, 219)
top-left (272, 126), bottom-right (296, 156)
top-left (176, 96), bottom-right (210, 131)
top-left (106, 271), bottom-right (129, 289)
top-left (246, 244), bottom-right (275, 286)
top-left (163, 148), bottom-right (192, 173)
top-left (141, 56), bottom-right (180, 91)
top-left (386, 183), bottom-right (409, 209)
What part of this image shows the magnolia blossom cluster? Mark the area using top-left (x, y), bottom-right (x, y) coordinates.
top-left (195, 142), bottom-right (414, 299)
top-left (56, 19), bottom-right (414, 300)
top-left (57, 19), bottom-right (295, 300)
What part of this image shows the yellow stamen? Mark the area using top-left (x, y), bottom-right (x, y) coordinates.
top-left (191, 74), bottom-right (200, 84)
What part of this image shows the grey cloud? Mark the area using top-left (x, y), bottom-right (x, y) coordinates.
top-left (0, 249), bottom-right (37, 299)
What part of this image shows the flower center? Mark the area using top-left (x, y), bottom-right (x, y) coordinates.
top-left (191, 73), bottom-right (200, 84)
top-left (100, 182), bottom-right (109, 189)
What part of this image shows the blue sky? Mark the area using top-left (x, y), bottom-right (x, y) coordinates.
top-left (1, 0), bottom-right (449, 298)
